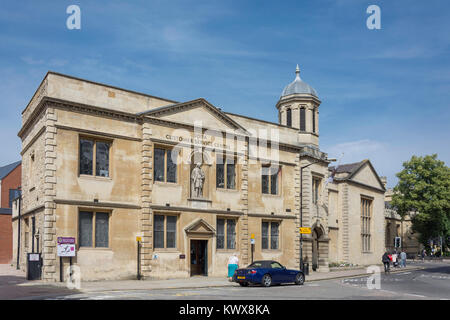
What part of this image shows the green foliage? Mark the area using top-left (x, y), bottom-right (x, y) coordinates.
top-left (391, 154), bottom-right (450, 248)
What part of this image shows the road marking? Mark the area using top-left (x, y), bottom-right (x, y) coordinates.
top-left (405, 293), bottom-right (426, 298)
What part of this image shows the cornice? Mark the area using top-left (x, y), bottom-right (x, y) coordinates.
top-left (18, 97), bottom-right (141, 139)
top-left (18, 98), bottom-right (324, 158)
top-left (54, 198), bottom-right (141, 209)
top-left (276, 95), bottom-right (321, 109)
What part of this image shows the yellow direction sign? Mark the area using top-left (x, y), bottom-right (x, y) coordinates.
top-left (136, 236), bottom-right (142, 242)
top-left (250, 233), bottom-right (255, 239)
top-left (299, 227), bottom-right (311, 234)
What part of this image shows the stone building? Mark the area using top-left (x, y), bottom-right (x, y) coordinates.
top-left (15, 66), bottom-right (386, 281)
top-left (384, 188), bottom-right (421, 255)
top-left (326, 160), bottom-right (386, 267)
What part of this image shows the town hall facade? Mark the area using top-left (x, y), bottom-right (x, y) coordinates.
top-left (14, 66), bottom-right (386, 281)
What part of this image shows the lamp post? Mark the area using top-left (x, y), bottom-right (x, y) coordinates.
top-left (299, 158), bottom-right (336, 272)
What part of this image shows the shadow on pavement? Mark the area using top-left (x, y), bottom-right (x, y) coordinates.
top-left (420, 265), bottom-right (450, 274)
top-left (0, 275), bottom-right (81, 300)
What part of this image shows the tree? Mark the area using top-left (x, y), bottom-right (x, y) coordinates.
top-left (391, 154), bottom-right (450, 250)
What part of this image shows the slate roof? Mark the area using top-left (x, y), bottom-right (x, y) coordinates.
top-left (329, 160), bottom-right (366, 174)
top-left (0, 161), bottom-right (21, 180)
top-left (328, 159), bottom-right (386, 192)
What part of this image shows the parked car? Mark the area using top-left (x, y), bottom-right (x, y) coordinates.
top-left (233, 260), bottom-right (305, 287)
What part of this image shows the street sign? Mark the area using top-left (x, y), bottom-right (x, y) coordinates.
top-left (299, 227), bottom-right (311, 234)
top-left (57, 244), bottom-right (76, 257)
top-left (251, 238), bottom-right (255, 244)
top-left (136, 236), bottom-right (142, 242)
top-left (29, 253), bottom-right (40, 261)
top-left (57, 237), bottom-right (75, 244)
top-left (250, 233), bottom-right (255, 239)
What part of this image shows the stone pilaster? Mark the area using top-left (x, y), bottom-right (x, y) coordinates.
top-left (318, 238), bottom-right (330, 272)
top-left (140, 122), bottom-right (153, 278)
top-left (300, 161), bottom-right (312, 228)
top-left (342, 184), bottom-right (350, 262)
top-left (42, 107), bottom-right (57, 281)
top-left (294, 153), bottom-right (301, 267)
top-left (240, 138), bottom-right (249, 265)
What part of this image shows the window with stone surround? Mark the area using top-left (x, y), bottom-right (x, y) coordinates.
top-left (262, 164), bottom-right (280, 195)
top-left (312, 109), bottom-right (316, 133)
top-left (24, 218), bottom-right (29, 249)
top-left (286, 108), bottom-right (292, 127)
top-left (216, 155), bottom-right (236, 190)
top-left (361, 197), bottom-right (372, 252)
top-left (216, 218), bottom-right (236, 249)
top-left (300, 107), bottom-right (306, 131)
top-left (153, 214), bottom-right (177, 249)
top-left (78, 211), bottom-right (110, 248)
top-left (154, 147), bottom-right (178, 183)
top-left (79, 137), bottom-right (111, 177)
top-left (262, 221), bottom-right (280, 250)
top-left (312, 176), bottom-right (321, 204)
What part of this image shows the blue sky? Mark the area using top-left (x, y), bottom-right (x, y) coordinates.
top-left (0, 0), bottom-right (449, 187)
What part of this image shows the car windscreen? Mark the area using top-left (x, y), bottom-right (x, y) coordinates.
top-left (247, 261), bottom-right (269, 268)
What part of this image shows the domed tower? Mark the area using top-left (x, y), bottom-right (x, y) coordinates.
top-left (276, 65), bottom-right (321, 146)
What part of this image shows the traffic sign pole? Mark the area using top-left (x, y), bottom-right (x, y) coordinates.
top-left (136, 236), bottom-right (141, 280)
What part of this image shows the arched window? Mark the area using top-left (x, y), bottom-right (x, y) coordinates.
top-left (286, 108), bottom-right (292, 127)
top-left (300, 107), bottom-right (306, 131)
top-left (312, 110), bottom-right (316, 133)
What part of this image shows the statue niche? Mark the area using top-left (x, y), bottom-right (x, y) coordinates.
top-left (191, 163), bottom-right (205, 198)
top-left (189, 151), bottom-right (210, 200)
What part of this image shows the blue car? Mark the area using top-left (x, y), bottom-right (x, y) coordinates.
top-left (233, 260), bottom-right (305, 287)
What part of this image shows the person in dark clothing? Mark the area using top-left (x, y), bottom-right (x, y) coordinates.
top-left (382, 251), bottom-right (391, 273)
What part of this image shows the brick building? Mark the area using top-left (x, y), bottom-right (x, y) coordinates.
top-left (0, 161), bottom-right (21, 263)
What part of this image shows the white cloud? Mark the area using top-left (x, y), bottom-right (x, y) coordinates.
top-left (323, 139), bottom-right (401, 187)
top-left (21, 56), bottom-right (45, 65)
top-left (325, 139), bottom-right (385, 164)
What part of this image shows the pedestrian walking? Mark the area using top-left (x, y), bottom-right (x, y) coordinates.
top-left (227, 253), bottom-right (239, 281)
top-left (421, 249), bottom-right (426, 262)
top-left (392, 252), bottom-right (398, 268)
top-left (400, 250), bottom-right (407, 268)
top-left (382, 251), bottom-right (391, 273)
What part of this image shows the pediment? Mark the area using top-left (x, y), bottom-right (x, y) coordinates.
top-left (184, 218), bottom-right (216, 235)
top-left (348, 161), bottom-right (385, 190)
top-left (141, 98), bottom-right (248, 134)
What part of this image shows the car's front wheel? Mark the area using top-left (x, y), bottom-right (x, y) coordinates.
top-left (295, 272), bottom-right (305, 285)
top-left (239, 282), bottom-right (249, 287)
top-left (261, 274), bottom-right (272, 287)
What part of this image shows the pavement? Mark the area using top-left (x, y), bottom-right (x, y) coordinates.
top-left (1, 260), bottom-right (428, 295)
top-left (0, 263), bottom-right (79, 299)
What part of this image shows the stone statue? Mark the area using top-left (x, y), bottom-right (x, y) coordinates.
top-left (191, 163), bottom-right (205, 198)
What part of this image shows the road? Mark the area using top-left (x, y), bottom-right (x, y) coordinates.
top-left (43, 263), bottom-right (450, 300)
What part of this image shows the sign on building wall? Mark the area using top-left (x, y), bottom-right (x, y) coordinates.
top-left (57, 237), bottom-right (76, 257)
top-left (299, 227), bottom-right (311, 234)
